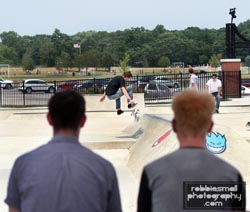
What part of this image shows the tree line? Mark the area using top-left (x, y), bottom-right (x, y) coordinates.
top-left (0, 21), bottom-right (250, 72)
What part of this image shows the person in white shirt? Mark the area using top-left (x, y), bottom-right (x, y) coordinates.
top-left (206, 73), bottom-right (222, 113)
top-left (188, 68), bottom-right (198, 90)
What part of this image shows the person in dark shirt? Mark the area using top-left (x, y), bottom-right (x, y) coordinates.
top-left (137, 90), bottom-right (245, 212)
top-left (100, 71), bottom-right (136, 115)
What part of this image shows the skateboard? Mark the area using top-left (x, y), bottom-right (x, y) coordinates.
top-left (130, 104), bottom-right (140, 122)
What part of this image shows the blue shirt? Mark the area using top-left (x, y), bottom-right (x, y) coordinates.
top-left (5, 135), bottom-right (122, 212)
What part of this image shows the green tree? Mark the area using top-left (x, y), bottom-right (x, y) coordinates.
top-left (101, 51), bottom-right (114, 70)
top-left (81, 50), bottom-right (100, 74)
top-left (74, 54), bottom-right (84, 71)
top-left (0, 31), bottom-right (20, 48)
top-left (60, 51), bottom-right (71, 72)
top-left (153, 25), bottom-right (166, 34)
top-left (51, 29), bottom-right (73, 63)
top-left (143, 59), bottom-right (149, 67)
top-left (209, 54), bottom-right (220, 67)
top-left (199, 54), bottom-right (208, 65)
top-left (2, 22), bottom-right (248, 68)
top-left (118, 53), bottom-right (130, 74)
top-left (0, 45), bottom-right (18, 65)
top-left (55, 57), bottom-right (64, 72)
top-left (39, 37), bottom-right (56, 66)
top-left (0, 31), bottom-right (24, 65)
top-left (22, 51), bottom-right (35, 73)
top-left (158, 56), bottom-right (170, 67)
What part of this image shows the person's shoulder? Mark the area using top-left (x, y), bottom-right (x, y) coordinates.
top-left (80, 146), bottom-right (116, 170)
top-left (14, 144), bottom-right (48, 165)
top-left (111, 75), bottom-right (123, 82)
top-left (203, 150), bottom-right (241, 174)
top-left (113, 75), bottom-right (123, 80)
top-left (206, 78), bottom-right (212, 83)
top-left (192, 74), bottom-right (198, 78)
top-left (144, 150), bottom-right (179, 171)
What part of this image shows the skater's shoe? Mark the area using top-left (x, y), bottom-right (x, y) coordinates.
top-left (128, 103), bottom-right (137, 109)
top-left (117, 109), bottom-right (124, 115)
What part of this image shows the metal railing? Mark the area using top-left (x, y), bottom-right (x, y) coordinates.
top-left (0, 72), bottom-right (242, 106)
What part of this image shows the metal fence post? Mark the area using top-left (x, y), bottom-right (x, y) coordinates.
top-left (22, 81), bottom-right (25, 105)
top-left (93, 78), bottom-right (96, 91)
top-left (136, 75), bottom-right (139, 93)
top-left (0, 87), bottom-right (2, 105)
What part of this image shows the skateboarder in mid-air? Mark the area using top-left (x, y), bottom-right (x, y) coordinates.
top-left (100, 71), bottom-right (136, 115)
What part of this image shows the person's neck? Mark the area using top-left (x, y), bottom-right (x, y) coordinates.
top-left (53, 129), bottom-right (79, 139)
top-left (178, 134), bottom-right (206, 149)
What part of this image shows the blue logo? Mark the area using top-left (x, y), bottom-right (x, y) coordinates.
top-left (206, 132), bottom-right (227, 154)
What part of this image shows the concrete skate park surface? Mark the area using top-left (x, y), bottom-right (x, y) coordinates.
top-left (0, 93), bottom-right (250, 212)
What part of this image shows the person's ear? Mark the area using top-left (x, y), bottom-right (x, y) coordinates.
top-left (80, 115), bottom-right (87, 128)
top-left (47, 113), bottom-right (53, 126)
top-left (172, 119), bottom-right (177, 132)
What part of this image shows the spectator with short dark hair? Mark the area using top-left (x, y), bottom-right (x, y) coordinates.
top-left (5, 89), bottom-right (122, 212)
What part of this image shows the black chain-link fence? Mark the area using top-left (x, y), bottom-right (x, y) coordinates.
top-left (0, 72), bottom-right (242, 106)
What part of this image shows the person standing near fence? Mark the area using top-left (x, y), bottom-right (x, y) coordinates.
top-left (206, 73), bottom-right (222, 113)
top-left (188, 68), bottom-right (198, 90)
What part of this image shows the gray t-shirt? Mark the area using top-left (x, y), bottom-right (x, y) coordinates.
top-left (137, 148), bottom-right (245, 212)
top-left (5, 135), bottom-right (122, 212)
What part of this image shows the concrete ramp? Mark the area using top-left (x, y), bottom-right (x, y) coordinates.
top-left (124, 113), bottom-right (250, 184)
top-left (122, 113), bottom-right (250, 210)
top-left (211, 125), bottom-right (250, 183)
top-left (124, 114), bottom-right (179, 179)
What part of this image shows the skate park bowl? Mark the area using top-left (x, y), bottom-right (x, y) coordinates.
top-left (0, 93), bottom-right (249, 212)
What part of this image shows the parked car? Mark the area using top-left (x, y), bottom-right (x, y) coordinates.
top-left (136, 81), bottom-right (148, 90)
top-left (18, 79), bottom-right (57, 94)
top-left (126, 78), bottom-right (142, 90)
top-left (138, 75), bottom-right (155, 83)
top-left (132, 75), bottom-right (154, 89)
top-left (58, 80), bottom-right (78, 90)
top-left (241, 78), bottom-right (250, 87)
top-left (144, 81), bottom-right (180, 99)
top-left (74, 78), bottom-right (110, 90)
top-left (0, 77), bottom-right (13, 89)
top-left (241, 85), bottom-right (250, 95)
top-left (151, 76), bottom-right (180, 88)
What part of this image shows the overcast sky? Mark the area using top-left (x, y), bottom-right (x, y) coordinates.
top-left (0, 0), bottom-right (249, 36)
